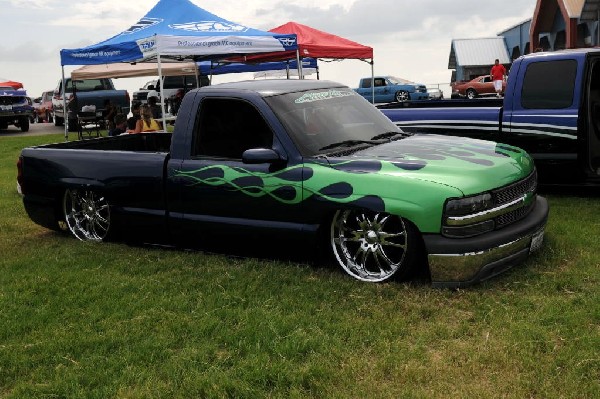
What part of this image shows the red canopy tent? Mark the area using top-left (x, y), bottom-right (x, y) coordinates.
top-left (242, 21), bottom-right (373, 62)
top-left (235, 21), bottom-right (375, 99)
top-left (235, 22), bottom-right (375, 99)
top-left (0, 79), bottom-right (24, 89)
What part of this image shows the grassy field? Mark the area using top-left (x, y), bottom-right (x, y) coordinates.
top-left (0, 133), bottom-right (598, 398)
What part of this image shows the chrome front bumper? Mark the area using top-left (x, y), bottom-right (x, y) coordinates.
top-left (425, 196), bottom-right (548, 288)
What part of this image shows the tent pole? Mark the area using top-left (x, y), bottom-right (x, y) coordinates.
top-left (371, 59), bottom-right (375, 104)
top-left (157, 54), bottom-right (167, 129)
top-left (62, 66), bottom-right (68, 141)
top-left (296, 49), bottom-right (303, 79)
top-left (194, 58), bottom-right (200, 88)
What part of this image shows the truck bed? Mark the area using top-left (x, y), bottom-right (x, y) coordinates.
top-left (39, 132), bottom-right (172, 152)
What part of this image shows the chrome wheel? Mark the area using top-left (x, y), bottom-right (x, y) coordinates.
top-left (395, 90), bottom-right (410, 102)
top-left (331, 210), bottom-right (410, 282)
top-left (63, 189), bottom-right (110, 241)
top-left (466, 89), bottom-right (477, 99)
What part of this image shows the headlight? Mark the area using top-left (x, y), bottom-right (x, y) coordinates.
top-left (443, 193), bottom-right (494, 237)
top-left (445, 193), bottom-right (493, 217)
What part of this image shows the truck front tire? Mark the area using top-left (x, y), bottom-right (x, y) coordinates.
top-left (330, 209), bottom-right (418, 282)
top-left (395, 90), bottom-right (410, 102)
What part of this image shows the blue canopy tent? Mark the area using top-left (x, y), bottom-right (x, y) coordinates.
top-left (71, 58), bottom-right (318, 79)
top-left (59, 0), bottom-right (298, 139)
top-left (199, 58), bottom-right (318, 78)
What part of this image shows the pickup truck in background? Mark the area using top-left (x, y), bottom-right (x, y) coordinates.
top-left (52, 77), bottom-right (130, 131)
top-left (18, 80), bottom-right (548, 288)
top-left (0, 88), bottom-right (35, 132)
top-left (380, 48), bottom-right (600, 186)
top-left (146, 74), bottom-right (210, 112)
top-left (354, 76), bottom-right (429, 103)
top-left (131, 79), bottom-right (158, 107)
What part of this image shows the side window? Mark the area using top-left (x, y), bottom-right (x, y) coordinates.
top-left (361, 79), bottom-right (371, 89)
top-left (192, 98), bottom-right (274, 159)
top-left (521, 59), bottom-right (577, 109)
top-left (163, 76), bottom-right (183, 90)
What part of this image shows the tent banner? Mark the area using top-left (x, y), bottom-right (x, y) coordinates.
top-left (152, 35), bottom-right (296, 57)
top-left (201, 58), bottom-right (317, 75)
top-left (61, 43), bottom-right (144, 66)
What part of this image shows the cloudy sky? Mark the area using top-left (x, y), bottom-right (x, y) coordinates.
top-left (1, 0), bottom-right (536, 99)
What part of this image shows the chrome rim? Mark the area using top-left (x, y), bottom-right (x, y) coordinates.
top-left (331, 210), bottom-right (408, 282)
top-left (396, 91), bottom-right (409, 102)
top-left (63, 189), bottom-right (110, 241)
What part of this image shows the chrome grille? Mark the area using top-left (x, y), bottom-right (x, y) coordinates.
top-left (493, 170), bottom-right (537, 206)
top-left (495, 201), bottom-right (535, 227)
top-left (492, 171), bottom-right (537, 229)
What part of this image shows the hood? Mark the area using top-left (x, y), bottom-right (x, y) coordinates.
top-left (344, 134), bottom-right (534, 195)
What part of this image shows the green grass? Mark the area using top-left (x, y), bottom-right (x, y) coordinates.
top-left (0, 133), bottom-right (599, 398)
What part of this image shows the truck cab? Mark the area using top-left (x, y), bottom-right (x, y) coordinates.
top-left (381, 48), bottom-right (600, 186)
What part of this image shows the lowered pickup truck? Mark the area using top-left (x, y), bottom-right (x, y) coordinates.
top-left (354, 76), bottom-right (429, 103)
top-left (380, 48), bottom-right (600, 186)
top-left (53, 77), bottom-right (130, 131)
top-left (18, 80), bottom-right (548, 288)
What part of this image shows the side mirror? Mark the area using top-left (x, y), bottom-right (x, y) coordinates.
top-left (242, 148), bottom-right (282, 164)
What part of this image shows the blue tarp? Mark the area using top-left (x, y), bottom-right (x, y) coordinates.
top-left (60, 0), bottom-right (297, 66)
top-left (199, 58), bottom-right (317, 75)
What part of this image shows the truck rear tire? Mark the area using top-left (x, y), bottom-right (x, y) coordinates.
top-left (63, 188), bottom-right (111, 241)
top-left (54, 115), bottom-right (64, 126)
top-left (20, 118), bottom-right (29, 132)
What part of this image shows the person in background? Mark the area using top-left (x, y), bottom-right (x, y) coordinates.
top-left (109, 113), bottom-right (127, 136)
top-left (169, 88), bottom-right (185, 116)
top-left (147, 96), bottom-right (162, 119)
top-left (103, 99), bottom-right (117, 130)
top-left (490, 59), bottom-right (507, 98)
top-left (127, 102), bottom-right (141, 132)
top-left (133, 104), bottom-right (162, 133)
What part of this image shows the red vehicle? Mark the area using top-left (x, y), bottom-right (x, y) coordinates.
top-left (451, 75), bottom-right (506, 99)
top-left (35, 90), bottom-right (54, 123)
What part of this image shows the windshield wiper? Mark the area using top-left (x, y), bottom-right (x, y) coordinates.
top-left (318, 139), bottom-right (379, 152)
top-left (370, 131), bottom-right (411, 141)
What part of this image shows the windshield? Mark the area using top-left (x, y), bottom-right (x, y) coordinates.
top-left (387, 76), bottom-right (412, 85)
top-left (265, 88), bottom-right (403, 156)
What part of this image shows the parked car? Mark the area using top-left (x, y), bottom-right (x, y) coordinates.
top-left (132, 79), bottom-right (158, 107)
top-left (34, 91), bottom-right (54, 123)
top-left (427, 88), bottom-right (444, 100)
top-left (451, 75), bottom-right (506, 99)
top-left (354, 76), bottom-right (429, 103)
top-left (31, 97), bottom-right (41, 123)
top-left (52, 77), bottom-right (130, 131)
top-left (0, 89), bottom-right (34, 132)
